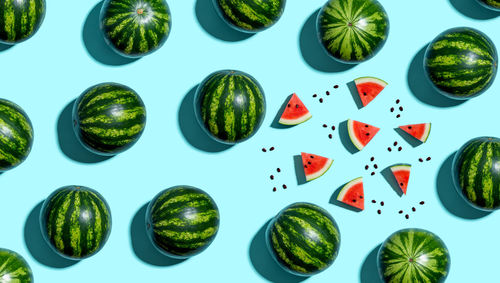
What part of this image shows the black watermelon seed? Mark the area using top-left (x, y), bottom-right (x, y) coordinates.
top-left (408, 126), bottom-right (412, 129)
top-left (360, 195), bottom-right (363, 199)
top-left (331, 125), bottom-right (336, 131)
top-left (396, 114), bottom-right (401, 118)
top-left (388, 147), bottom-right (392, 152)
top-left (326, 91), bottom-right (330, 96)
top-left (419, 158), bottom-right (424, 162)
top-left (353, 199), bottom-right (357, 203)
top-left (394, 141), bottom-right (398, 146)
top-left (426, 157), bottom-right (431, 161)
top-left (363, 92), bottom-right (367, 96)
top-left (377, 210), bottom-right (381, 214)
top-left (399, 210), bottom-right (403, 214)
top-left (405, 214), bottom-right (409, 219)
top-left (287, 104), bottom-right (291, 107)
top-left (371, 172), bottom-right (375, 176)
top-left (282, 184), bottom-right (287, 189)
top-left (319, 98), bottom-right (324, 103)
top-left (399, 106), bottom-right (403, 111)
top-left (277, 168), bottom-right (281, 173)
top-left (262, 148), bottom-right (267, 152)
top-left (310, 155), bottom-right (314, 158)
top-left (295, 104), bottom-right (299, 108)
top-left (304, 165), bottom-right (308, 168)
top-left (398, 146), bottom-right (402, 151)
top-left (370, 157), bottom-right (375, 161)
top-left (380, 201), bottom-right (384, 206)
top-left (270, 175), bottom-right (274, 180)
top-left (374, 164), bottom-right (378, 169)
top-left (365, 165), bottom-right (369, 170)
top-left (390, 107), bottom-right (394, 112)
top-left (328, 134), bottom-right (333, 139)
top-left (273, 187), bottom-right (277, 192)
top-left (308, 161), bottom-right (311, 165)
top-left (270, 147), bottom-right (275, 151)
top-left (372, 200), bottom-right (376, 203)
top-left (313, 94), bottom-right (317, 97)
top-left (365, 124), bottom-right (369, 127)
top-left (412, 207), bottom-right (416, 212)
top-left (334, 85), bottom-right (339, 89)
top-left (400, 182), bottom-right (404, 186)
top-left (323, 124), bottom-right (327, 128)
top-left (396, 99), bottom-right (400, 104)
top-left (366, 133), bottom-right (370, 136)
top-left (420, 201), bottom-right (425, 205)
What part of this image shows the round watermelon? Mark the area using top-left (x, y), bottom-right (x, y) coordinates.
top-left (194, 70), bottom-right (266, 144)
top-left (477, 0), bottom-right (500, 11)
top-left (0, 99), bottom-right (33, 172)
top-left (0, 248), bottom-right (33, 282)
top-left (146, 186), bottom-right (220, 258)
top-left (424, 27), bottom-right (498, 99)
top-left (266, 202), bottom-right (340, 276)
top-left (317, 0), bottom-right (389, 63)
top-left (100, 0), bottom-right (171, 58)
top-left (73, 83), bottom-right (147, 156)
top-left (214, 0), bottom-right (286, 33)
top-left (0, 0), bottom-right (45, 44)
top-left (378, 228), bottom-right (450, 283)
top-left (453, 137), bottom-right (500, 210)
top-left (40, 185), bottom-right (112, 259)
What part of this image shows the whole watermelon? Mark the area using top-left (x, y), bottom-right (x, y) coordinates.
top-left (73, 83), bottom-right (147, 156)
top-left (266, 202), bottom-right (340, 276)
top-left (0, 99), bottom-right (33, 172)
top-left (477, 0), bottom-right (500, 11)
top-left (378, 228), bottom-right (450, 283)
top-left (317, 0), bottom-right (389, 63)
top-left (100, 0), bottom-right (171, 57)
top-left (0, 248), bottom-right (33, 282)
top-left (40, 185), bottom-right (112, 259)
top-left (146, 186), bottom-right (220, 258)
top-left (214, 0), bottom-right (286, 32)
top-left (194, 70), bottom-right (266, 144)
top-left (0, 0), bottom-right (45, 44)
top-left (453, 137), bottom-right (500, 210)
top-left (424, 27), bottom-right (498, 99)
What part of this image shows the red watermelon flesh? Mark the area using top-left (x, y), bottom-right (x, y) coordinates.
top-left (347, 119), bottom-right (380, 150)
top-left (301, 152), bottom-right (333, 181)
top-left (337, 177), bottom-right (364, 210)
top-left (279, 93), bottom-right (312, 125)
top-left (354, 77), bottom-right (388, 107)
top-left (390, 164), bottom-right (411, 195)
top-left (399, 123), bottom-right (431, 143)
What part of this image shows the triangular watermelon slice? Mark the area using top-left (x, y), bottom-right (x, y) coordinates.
top-left (301, 152), bottom-right (333, 181)
top-left (390, 164), bottom-right (411, 195)
top-left (279, 93), bottom-right (312, 125)
top-left (337, 177), bottom-right (364, 210)
top-left (398, 123), bottom-right (431, 143)
top-left (347, 119), bottom-right (380, 151)
top-left (354, 77), bottom-right (388, 107)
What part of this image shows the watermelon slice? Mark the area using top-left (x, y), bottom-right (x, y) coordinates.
top-left (390, 164), bottom-right (411, 195)
top-left (279, 93), bottom-right (312, 125)
top-left (398, 123), bottom-right (431, 143)
top-left (354, 77), bottom-right (388, 107)
top-left (301, 152), bottom-right (333, 181)
top-left (347, 119), bottom-right (380, 151)
top-left (337, 177), bottom-right (364, 210)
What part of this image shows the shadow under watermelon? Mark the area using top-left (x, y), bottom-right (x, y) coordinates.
top-left (359, 244), bottom-right (383, 283)
top-left (436, 152), bottom-right (491, 219)
top-left (249, 220), bottom-right (308, 283)
top-left (130, 203), bottom-right (186, 266)
top-left (24, 201), bottom-right (78, 268)
top-left (0, 43), bottom-right (13, 52)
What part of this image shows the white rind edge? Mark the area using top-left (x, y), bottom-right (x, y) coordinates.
top-left (347, 119), bottom-right (365, 150)
top-left (337, 177), bottom-right (363, 201)
top-left (279, 112), bottom-right (312, 125)
top-left (305, 158), bottom-right (333, 181)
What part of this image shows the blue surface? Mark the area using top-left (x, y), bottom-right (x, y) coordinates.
top-left (0, 0), bottom-right (498, 282)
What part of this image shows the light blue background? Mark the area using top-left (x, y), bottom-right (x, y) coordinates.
top-left (0, 0), bottom-right (498, 282)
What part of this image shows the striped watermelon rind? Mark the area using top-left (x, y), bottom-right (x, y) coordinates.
top-left (73, 82), bottom-right (147, 156)
top-left (453, 136), bottom-right (500, 210)
top-left (0, 0), bottom-right (46, 44)
top-left (390, 164), bottom-right (411, 195)
top-left (100, 0), bottom-right (172, 58)
top-left (378, 228), bottom-right (450, 283)
top-left (317, 0), bottom-right (389, 63)
top-left (0, 248), bottom-right (33, 282)
top-left (214, 0), bottom-right (286, 33)
top-left (424, 27), bottom-right (498, 99)
top-left (0, 99), bottom-right (34, 172)
top-left (266, 202), bottom-right (341, 276)
top-left (347, 119), bottom-right (380, 151)
top-left (40, 185), bottom-right (112, 259)
top-left (146, 186), bottom-right (220, 258)
top-left (337, 177), bottom-right (364, 210)
top-left (194, 70), bottom-right (266, 144)
top-left (477, 0), bottom-right (500, 11)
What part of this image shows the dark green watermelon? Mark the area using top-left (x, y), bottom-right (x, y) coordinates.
top-left (0, 0), bottom-right (45, 44)
top-left (266, 202), bottom-right (341, 276)
top-left (100, 0), bottom-right (171, 57)
top-left (40, 185), bottom-right (112, 259)
top-left (146, 186), bottom-right (220, 258)
top-left (0, 99), bottom-right (33, 172)
top-left (453, 137), bottom-right (500, 210)
top-left (0, 248), bottom-right (33, 282)
top-left (317, 0), bottom-right (389, 63)
top-left (378, 228), bottom-right (450, 283)
top-left (214, 0), bottom-right (286, 32)
top-left (425, 27), bottom-right (498, 99)
top-left (194, 70), bottom-right (266, 144)
top-left (477, 0), bottom-right (500, 11)
top-left (73, 83), bottom-right (147, 156)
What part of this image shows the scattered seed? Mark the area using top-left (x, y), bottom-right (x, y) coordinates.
top-left (399, 210), bottom-right (403, 214)
top-left (326, 91), bottom-right (330, 96)
top-left (398, 146), bottom-right (402, 151)
top-left (394, 141), bottom-right (398, 146)
top-left (270, 147), bottom-right (275, 151)
top-left (419, 158), bottom-right (424, 162)
top-left (419, 201), bottom-right (425, 205)
top-left (313, 94), bottom-right (317, 98)
top-left (374, 164), bottom-right (378, 169)
top-left (270, 175), bottom-right (274, 180)
top-left (334, 85), bottom-right (339, 89)
top-left (282, 184), bottom-right (287, 189)
top-left (372, 200), bottom-right (376, 203)
top-left (399, 106), bottom-right (403, 111)
top-left (380, 201), bottom-right (385, 206)
top-left (377, 210), bottom-right (382, 214)
top-left (396, 114), bottom-right (401, 118)
top-left (388, 147), bottom-right (392, 152)
top-left (323, 124), bottom-right (327, 128)
top-left (277, 168), bottom-right (281, 173)
top-left (370, 157), bottom-right (375, 162)
top-left (328, 134), bottom-right (333, 139)
top-left (319, 98), bottom-right (324, 103)
top-left (405, 214), bottom-right (409, 219)
top-left (412, 207), bottom-right (416, 212)
top-left (396, 99), bottom-right (400, 104)
top-left (262, 148), bottom-right (267, 152)
top-left (365, 165), bottom-right (369, 170)
top-left (331, 125), bottom-right (336, 131)
top-left (371, 172), bottom-right (375, 176)
top-left (273, 187), bottom-right (277, 192)
top-left (426, 157), bottom-right (431, 161)
top-left (390, 107), bottom-right (395, 112)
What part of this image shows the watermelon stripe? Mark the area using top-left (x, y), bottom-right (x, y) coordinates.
top-left (215, 0), bottom-right (285, 32)
top-left (0, 0), bottom-right (44, 43)
top-left (0, 249), bottom-right (33, 283)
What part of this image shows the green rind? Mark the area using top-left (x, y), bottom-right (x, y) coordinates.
top-left (214, 0), bottom-right (286, 32)
top-left (0, 0), bottom-right (46, 44)
top-left (0, 249), bottom-right (33, 283)
top-left (100, 0), bottom-right (171, 57)
top-left (40, 186), bottom-right (112, 259)
top-left (317, 0), bottom-right (389, 63)
top-left (453, 137), bottom-right (500, 210)
top-left (425, 27), bottom-right (498, 98)
top-left (73, 82), bottom-right (147, 155)
top-left (306, 158), bottom-right (333, 181)
top-left (0, 99), bottom-right (33, 172)
top-left (146, 186), bottom-right (220, 258)
top-left (266, 202), bottom-right (340, 276)
top-left (195, 70), bottom-right (266, 144)
top-left (477, 0), bottom-right (500, 10)
top-left (378, 228), bottom-right (450, 283)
